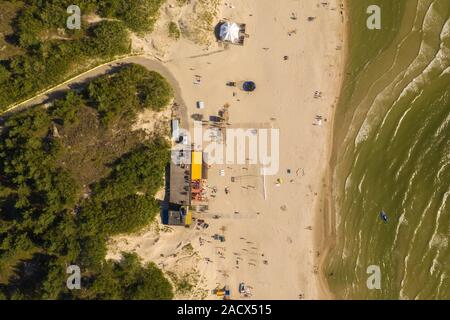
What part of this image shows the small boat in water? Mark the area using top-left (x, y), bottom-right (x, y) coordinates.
top-left (380, 210), bottom-right (388, 223)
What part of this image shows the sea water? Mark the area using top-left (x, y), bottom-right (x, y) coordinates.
top-left (325, 0), bottom-right (450, 299)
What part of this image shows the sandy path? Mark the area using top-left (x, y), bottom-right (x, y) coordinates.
top-left (108, 0), bottom-right (346, 300)
top-left (2, 56), bottom-right (190, 130)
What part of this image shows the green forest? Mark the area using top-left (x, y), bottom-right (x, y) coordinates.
top-left (0, 64), bottom-right (174, 300)
top-left (0, 0), bottom-right (165, 110)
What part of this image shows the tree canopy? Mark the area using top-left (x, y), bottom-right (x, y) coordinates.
top-left (98, 0), bottom-right (165, 33)
top-left (0, 64), bottom-right (174, 300)
top-left (0, 0), bottom-right (165, 110)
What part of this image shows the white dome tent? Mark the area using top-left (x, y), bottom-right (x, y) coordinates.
top-left (219, 22), bottom-right (241, 43)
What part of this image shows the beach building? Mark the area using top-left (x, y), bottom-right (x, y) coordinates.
top-left (167, 206), bottom-right (192, 227)
top-left (166, 149), bottom-right (208, 226)
top-left (169, 148), bottom-right (191, 206)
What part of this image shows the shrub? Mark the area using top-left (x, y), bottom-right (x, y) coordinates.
top-left (168, 22), bottom-right (181, 40)
top-left (0, 65), bottom-right (174, 299)
top-left (84, 20), bottom-right (130, 58)
top-left (98, 0), bottom-right (165, 33)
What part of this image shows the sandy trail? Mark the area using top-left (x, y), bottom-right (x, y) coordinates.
top-left (109, 0), bottom-right (346, 300)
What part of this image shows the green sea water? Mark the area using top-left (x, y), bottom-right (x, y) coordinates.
top-left (325, 0), bottom-right (450, 299)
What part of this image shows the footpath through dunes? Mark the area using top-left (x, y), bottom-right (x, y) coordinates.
top-left (325, 0), bottom-right (450, 299)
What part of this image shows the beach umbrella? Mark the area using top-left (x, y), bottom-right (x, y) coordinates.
top-left (219, 22), bottom-right (240, 43)
top-left (243, 81), bottom-right (256, 92)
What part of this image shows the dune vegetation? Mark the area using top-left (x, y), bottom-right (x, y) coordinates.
top-left (0, 64), bottom-right (174, 300)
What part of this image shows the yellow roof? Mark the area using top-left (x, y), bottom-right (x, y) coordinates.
top-left (185, 208), bottom-right (192, 226)
top-left (191, 151), bottom-right (202, 180)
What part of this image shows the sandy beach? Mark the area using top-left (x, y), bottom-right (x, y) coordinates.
top-left (108, 0), bottom-right (346, 300)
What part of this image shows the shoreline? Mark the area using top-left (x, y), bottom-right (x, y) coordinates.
top-left (315, 0), bottom-right (350, 300)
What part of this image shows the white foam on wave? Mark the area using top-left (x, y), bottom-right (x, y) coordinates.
top-left (358, 6), bottom-right (449, 149)
top-left (354, 230), bottom-right (363, 284)
top-left (428, 191), bottom-right (449, 251)
top-left (392, 208), bottom-right (408, 250)
top-left (399, 196), bottom-right (434, 295)
top-left (355, 41), bottom-right (435, 147)
top-left (436, 156), bottom-right (449, 182)
top-left (392, 106), bottom-right (413, 139)
top-left (371, 4), bottom-right (426, 143)
top-left (422, 0), bottom-right (440, 31)
top-left (430, 234), bottom-right (448, 250)
top-left (393, 17), bottom-right (450, 105)
top-left (440, 13), bottom-right (450, 38)
top-left (344, 0), bottom-right (423, 151)
top-left (422, 191), bottom-right (449, 276)
top-left (430, 255), bottom-right (440, 276)
top-left (440, 66), bottom-right (450, 75)
top-left (412, 0), bottom-right (429, 32)
top-left (397, 134), bottom-right (440, 213)
top-left (395, 122), bottom-right (428, 181)
top-left (434, 113), bottom-right (450, 139)
top-left (392, 3), bottom-right (446, 103)
top-left (436, 273), bottom-right (447, 297)
top-left (357, 173), bottom-right (366, 194)
top-left (344, 172), bottom-right (352, 194)
top-left (399, 20), bottom-right (450, 89)
top-left (355, 119), bottom-right (371, 145)
top-left (400, 169), bottom-right (419, 208)
top-left (341, 239), bottom-right (349, 261)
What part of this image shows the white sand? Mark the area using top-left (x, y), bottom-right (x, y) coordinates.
top-left (108, 0), bottom-right (346, 300)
